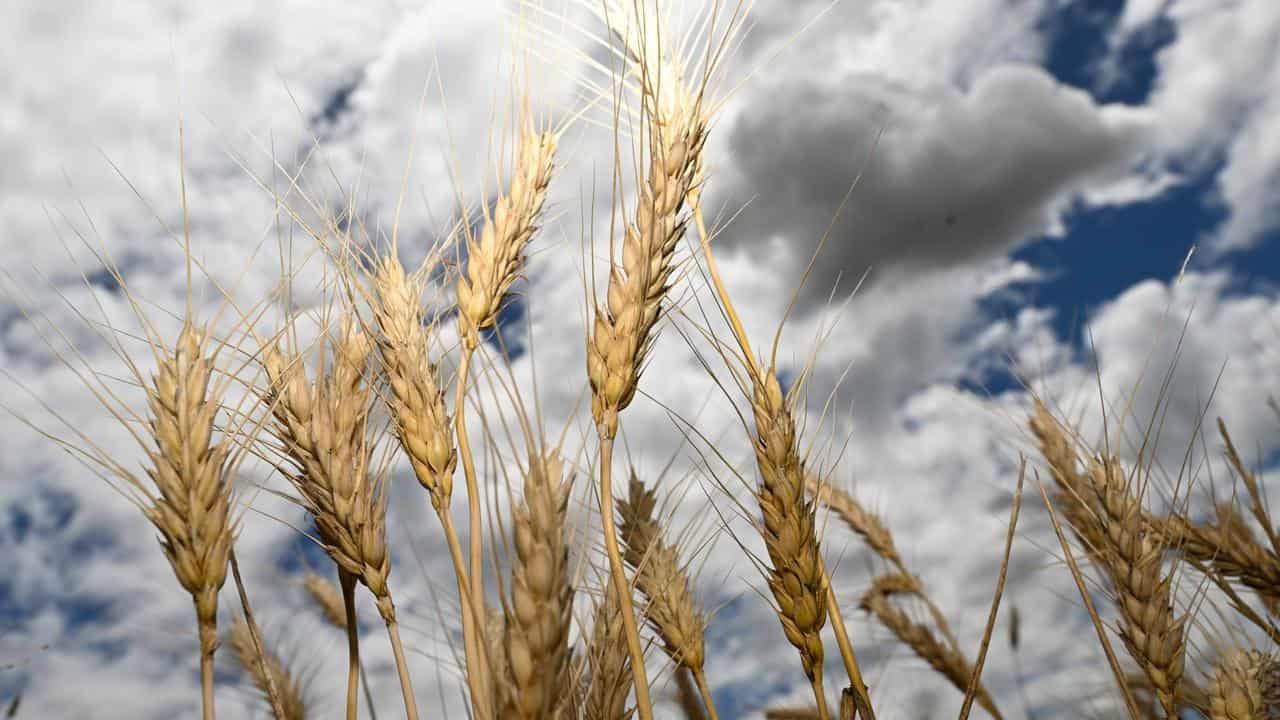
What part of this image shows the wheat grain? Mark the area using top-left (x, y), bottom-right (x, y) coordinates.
top-left (303, 571), bottom-right (348, 630)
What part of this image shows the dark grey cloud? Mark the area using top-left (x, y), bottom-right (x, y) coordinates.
top-left (710, 65), bottom-right (1151, 306)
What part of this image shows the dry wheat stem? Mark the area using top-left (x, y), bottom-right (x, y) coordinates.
top-left (143, 322), bottom-right (237, 720)
top-left (617, 473), bottom-right (717, 719)
top-left (303, 571), bottom-right (379, 719)
top-left (260, 318), bottom-right (418, 719)
top-left (370, 255), bottom-right (489, 716)
top-left (501, 453), bottom-right (576, 719)
top-left (1210, 649), bottom-right (1280, 720)
top-left (229, 617), bottom-right (308, 720)
top-left (451, 348), bottom-right (493, 720)
top-left (340, 570), bottom-right (360, 720)
top-left (859, 577), bottom-right (1002, 719)
top-left (596, 438), bottom-right (655, 718)
top-left (454, 128), bottom-right (557, 714)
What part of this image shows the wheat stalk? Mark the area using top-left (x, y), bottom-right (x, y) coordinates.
top-left (367, 252), bottom-right (492, 715)
top-left (859, 574), bottom-right (1002, 719)
top-left (261, 317), bottom-right (418, 720)
top-left (449, 119), bottom-right (558, 718)
top-left (585, 587), bottom-right (636, 720)
top-left (140, 322), bottom-right (238, 720)
top-left (229, 617), bottom-right (308, 720)
top-left (617, 473), bottom-right (717, 719)
top-left (501, 452), bottom-right (576, 719)
top-left (581, 2), bottom-right (715, 712)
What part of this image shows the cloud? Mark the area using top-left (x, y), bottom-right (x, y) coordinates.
top-left (1110, 0), bottom-right (1280, 251)
top-left (709, 65), bottom-right (1151, 306)
top-left (3, 0), bottom-right (1280, 718)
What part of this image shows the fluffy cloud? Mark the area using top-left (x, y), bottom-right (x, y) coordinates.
top-left (2, 1), bottom-right (1279, 719)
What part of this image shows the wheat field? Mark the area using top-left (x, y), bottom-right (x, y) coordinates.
top-left (4, 1), bottom-right (1280, 719)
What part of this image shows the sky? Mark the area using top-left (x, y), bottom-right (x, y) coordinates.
top-left (2, 0), bottom-right (1279, 718)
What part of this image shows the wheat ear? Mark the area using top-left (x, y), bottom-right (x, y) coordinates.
top-left (369, 253), bottom-right (492, 716)
top-left (451, 121), bottom-right (558, 717)
top-left (585, 586), bottom-right (636, 720)
top-left (501, 453), bottom-right (576, 718)
top-left (859, 574), bottom-right (1002, 719)
top-left (229, 617), bottom-right (309, 720)
top-left (261, 318), bottom-right (418, 720)
top-left (1086, 454), bottom-right (1186, 718)
top-left (1210, 649), bottom-right (1280, 720)
top-left (617, 473), bottom-right (717, 719)
top-left (143, 322), bottom-right (237, 720)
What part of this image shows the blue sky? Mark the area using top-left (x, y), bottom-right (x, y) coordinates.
top-left (2, 1), bottom-right (1280, 718)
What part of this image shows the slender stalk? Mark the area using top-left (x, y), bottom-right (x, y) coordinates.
top-left (693, 667), bottom-right (720, 720)
top-left (198, 617), bottom-right (217, 720)
top-left (360, 663), bottom-right (379, 720)
top-left (340, 570), bottom-right (360, 720)
top-left (384, 618), bottom-right (420, 720)
top-left (599, 435), bottom-right (655, 720)
top-left (810, 671), bottom-right (830, 720)
top-left (822, 575), bottom-right (875, 720)
top-left (453, 345), bottom-right (491, 715)
top-left (229, 549), bottom-right (287, 720)
top-left (440, 507), bottom-right (492, 717)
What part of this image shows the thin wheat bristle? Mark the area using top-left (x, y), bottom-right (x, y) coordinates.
top-left (750, 370), bottom-right (828, 683)
top-left (617, 473), bottom-right (708, 673)
top-left (229, 617), bottom-right (309, 720)
top-left (144, 322), bottom-right (237, 654)
top-left (585, 588), bottom-right (635, 720)
top-left (303, 571), bottom-right (348, 630)
top-left (1210, 649), bottom-right (1280, 720)
top-left (371, 255), bottom-right (457, 511)
top-left (1087, 455), bottom-right (1186, 717)
top-left (262, 318), bottom-right (394, 621)
top-left (457, 128), bottom-right (557, 350)
top-left (502, 453), bottom-right (576, 719)
top-left (859, 577), bottom-right (1001, 719)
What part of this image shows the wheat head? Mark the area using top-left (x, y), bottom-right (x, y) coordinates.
top-left (1210, 649), bottom-right (1280, 720)
top-left (229, 617), bottom-right (309, 720)
top-left (617, 473), bottom-right (708, 673)
top-left (370, 254), bottom-right (457, 510)
top-left (502, 453), bottom-right (576, 719)
top-left (457, 128), bottom-right (558, 350)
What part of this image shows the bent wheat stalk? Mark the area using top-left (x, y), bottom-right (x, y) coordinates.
top-left (229, 617), bottom-right (309, 720)
top-left (146, 323), bottom-right (238, 720)
top-left (369, 252), bottom-right (489, 716)
top-left (453, 123), bottom-right (558, 715)
top-left (261, 318), bottom-right (418, 720)
top-left (618, 473), bottom-right (717, 719)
